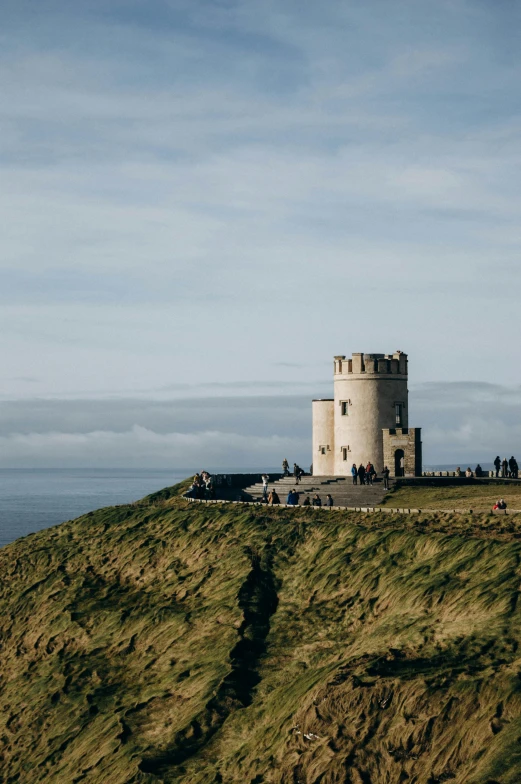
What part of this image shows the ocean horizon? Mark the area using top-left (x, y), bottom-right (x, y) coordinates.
top-left (0, 467), bottom-right (283, 548)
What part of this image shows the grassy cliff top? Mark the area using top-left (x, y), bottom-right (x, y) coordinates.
top-left (2, 482), bottom-right (521, 783)
top-left (383, 481), bottom-right (521, 512)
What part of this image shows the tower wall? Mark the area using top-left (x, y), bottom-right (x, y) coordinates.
top-left (312, 399), bottom-right (334, 475)
top-left (333, 352), bottom-right (409, 475)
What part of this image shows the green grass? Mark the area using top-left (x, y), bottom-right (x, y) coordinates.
top-left (2, 490), bottom-right (521, 782)
top-left (382, 481), bottom-right (521, 512)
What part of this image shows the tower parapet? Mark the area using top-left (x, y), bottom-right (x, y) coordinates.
top-left (334, 352), bottom-right (407, 376)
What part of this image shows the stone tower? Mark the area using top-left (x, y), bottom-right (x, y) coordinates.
top-left (312, 351), bottom-right (422, 477)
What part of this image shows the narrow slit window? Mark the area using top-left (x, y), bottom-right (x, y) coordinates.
top-left (342, 447), bottom-right (350, 461)
top-left (395, 403), bottom-right (403, 425)
top-left (341, 401), bottom-right (349, 416)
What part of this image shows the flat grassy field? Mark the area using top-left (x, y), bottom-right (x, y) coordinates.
top-left (2, 481), bottom-right (521, 783)
top-left (382, 481), bottom-right (521, 512)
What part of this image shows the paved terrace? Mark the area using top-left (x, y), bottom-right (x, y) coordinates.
top-left (184, 474), bottom-right (521, 514)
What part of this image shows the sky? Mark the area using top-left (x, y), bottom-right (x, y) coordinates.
top-left (1, 0), bottom-right (521, 468)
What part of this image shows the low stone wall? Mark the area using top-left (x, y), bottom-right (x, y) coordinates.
top-left (213, 472), bottom-right (283, 488)
top-left (422, 471), bottom-right (496, 478)
top-left (184, 497), bottom-right (520, 515)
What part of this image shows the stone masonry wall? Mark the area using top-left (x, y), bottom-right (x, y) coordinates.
top-left (383, 428), bottom-right (422, 477)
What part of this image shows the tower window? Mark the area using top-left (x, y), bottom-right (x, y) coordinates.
top-left (340, 401), bottom-right (349, 416)
top-left (342, 447), bottom-right (350, 461)
top-left (395, 403), bottom-right (403, 425)
top-left (319, 445), bottom-right (329, 455)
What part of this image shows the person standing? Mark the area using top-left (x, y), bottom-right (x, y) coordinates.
top-left (351, 463), bottom-right (358, 485)
top-left (358, 463), bottom-right (366, 485)
top-left (282, 458), bottom-right (289, 477)
top-left (494, 456), bottom-right (501, 478)
top-left (382, 466), bottom-right (390, 490)
top-left (502, 458), bottom-right (509, 478)
top-left (261, 473), bottom-right (269, 501)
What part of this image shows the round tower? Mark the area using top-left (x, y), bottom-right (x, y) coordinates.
top-left (333, 351), bottom-right (408, 475)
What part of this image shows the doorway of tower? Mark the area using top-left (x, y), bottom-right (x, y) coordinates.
top-left (394, 449), bottom-right (405, 477)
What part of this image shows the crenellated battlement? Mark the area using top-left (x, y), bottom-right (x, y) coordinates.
top-left (334, 351), bottom-right (407, 376)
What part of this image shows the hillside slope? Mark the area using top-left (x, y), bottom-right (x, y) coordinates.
top-left (1, 489), bottom-right (521, 783)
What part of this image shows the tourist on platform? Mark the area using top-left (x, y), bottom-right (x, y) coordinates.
top-left (268, 489), bottom-right (280, 505)
top-left (502, 458), bottom-right (509, 478)
top-left (475, 464), bottom-right (483, 477)
top-left (455, 467), bottom-right (462, 477)
top-left (365, 462), bottom-right (373, 485)
top-left (282, 458), bottom-right (289, 477)
top-left (191, 473), bottom-right (205, 499)
top-left (326, 494), bottom-right (334, 507)
top-left (494, 456), bottom-right (501, 477)
top-left (303, 495), bottom-right (311, 506)
top-left (261, 473), bottom-right (269, 501)
top-left (465, 467), bottom-right (473, 478)
top-left (312, 494), bottom-right (322, 507)
top-left (205, 475), bottom-right (215, 499)
top-left (493, 498), bottom-right (507, 513)
top-left (382, 466), bottom-right (390, 490)
top-left (286, 489), bottom-right (299, 506)
top-left (351, 463), bottom-right (358, 485)
top-left (298, 466), bottom-right (305, 481)
top-left (358, 463), bottom-right (366, 485)
top-left (509, 456), bottom-right (518, 479)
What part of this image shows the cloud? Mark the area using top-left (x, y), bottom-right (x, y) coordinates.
top-left (1, 0), bottom-right (521, 411)
top-left (0, 426), bottom-right (308, 470)
top-left (1, 381), bottom-right (520, 467)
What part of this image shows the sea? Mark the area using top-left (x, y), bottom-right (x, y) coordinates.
top-left (0, 468), bottom-right (188, 548)
top-left (0, 467), bottom-right (280, 549)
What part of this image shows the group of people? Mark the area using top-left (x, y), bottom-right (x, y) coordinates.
top-left (455, 466), bottom-right (482, 478)
top-left (262, 473), bottom-right (335, 506)
top-left (453, 459), bottom-right (519, 479)
top-left (493, 456), bottom-right (519, 479)
top-left (189, 471), bottom-right (215, 499)
top-left (350, 462), bottom-right (381, 485)
top-left (282, 459), bottom-right (306, 482)
top-left (285, 490), bottom-right (334, 507)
